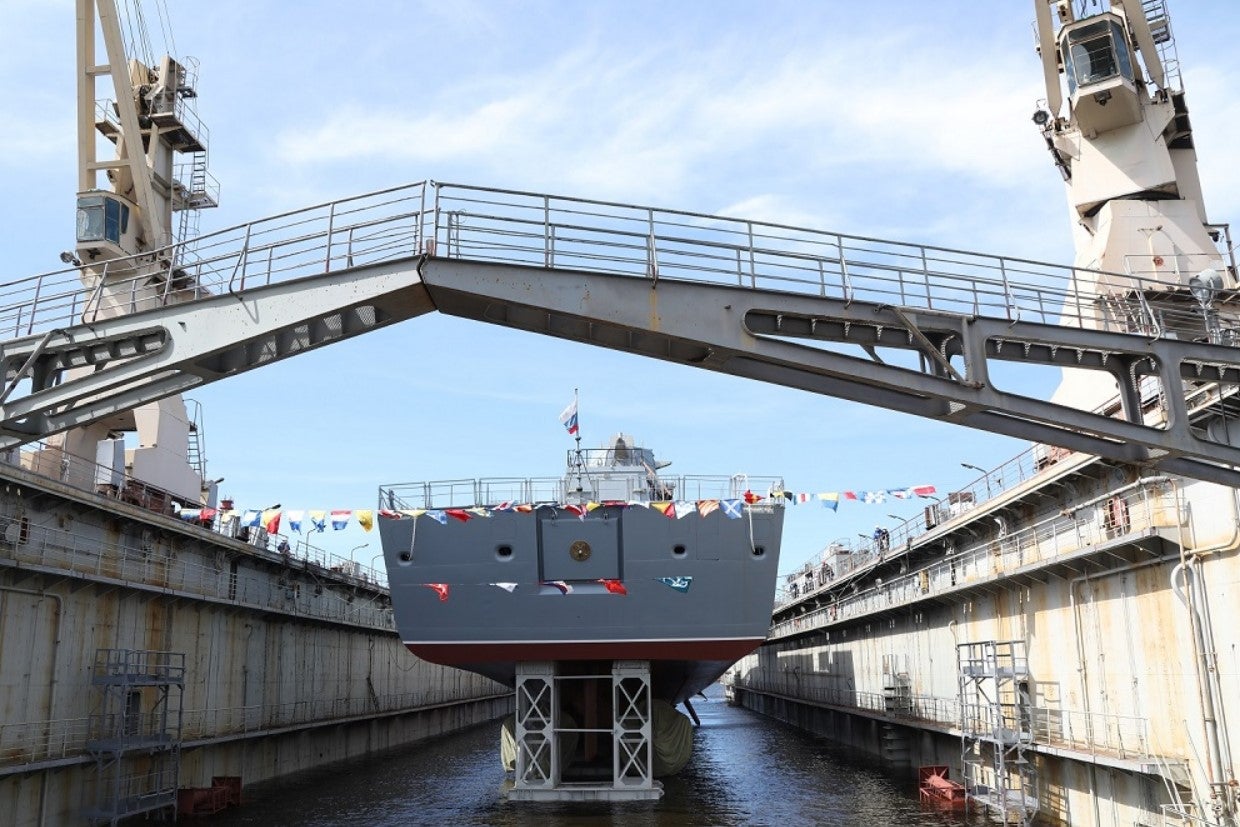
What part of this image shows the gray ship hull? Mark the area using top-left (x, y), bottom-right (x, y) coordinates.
top-left (378, 501), bottom-right (784, 705)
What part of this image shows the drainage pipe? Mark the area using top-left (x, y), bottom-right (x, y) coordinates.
top-left (1062, 475), bottom-right (1169, 517)
top-left (1170, 477), bottom-right (1240, 822)
top-left (1172, 558), bottom-right (1237, 826)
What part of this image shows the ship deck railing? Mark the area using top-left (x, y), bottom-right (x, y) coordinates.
top-left (0, 684), bottom-right (504, 770)
top-left (92, 649), bottom-right (186, 685)
top-left (0, 500), bottom-right (395, 632)
top-left (783, 376), bottom-right (1231, 600)
top-left (380, 473), bottom-right (786, 510)
top-left (781, 437), bottom-right (1081, 592)
top-left (1161, 804), bottom-right (1222, 826)
top-left (177, 686), bottom-right (503, 740)
top-left (770, 476), bottom-right (1178, 637)
top-left (1, 181), bottom-right (1217, 345)
top-left (733, 673), bottom-right (1159, 762)
top-left (0, 437), bottom-right (387, 586)
top-left (86, 766), bottom-right (179, 821)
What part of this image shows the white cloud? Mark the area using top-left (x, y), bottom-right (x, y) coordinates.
top-left (716, 194), bottom-right (841, 231)
top-left (264, 19), bottom-right (1050, 212)
top-left (277, 94), bottom-right (549, 163)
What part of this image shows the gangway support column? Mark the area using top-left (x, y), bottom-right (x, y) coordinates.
top-left (512, 661), bottom-right (558, 794)
top-left (508, 660), bottom-right (662, 802)
top-left (612, 660), bottom-right (656, 793)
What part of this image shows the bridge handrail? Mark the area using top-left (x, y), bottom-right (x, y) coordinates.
top-left (0, 180), bottom-right (1217, 343)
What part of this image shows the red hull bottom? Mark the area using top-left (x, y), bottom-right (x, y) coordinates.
top-left (403, 637), bottom-right (763, 665)
top-left (403, 638), bottom-right (764, 705)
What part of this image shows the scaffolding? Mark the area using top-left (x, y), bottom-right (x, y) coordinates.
top-left (957, 640), bottom-right (1037, 825)
top-left (85, 649), bottom-right (186, 824)
top-left (509, 660), bottom-right (662, 801)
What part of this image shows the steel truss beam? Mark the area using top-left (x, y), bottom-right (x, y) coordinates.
top-left (4, 255), bottom-right (1240, 488)
top-left (0, 258), bottom-right (433, 448)
top-left (418, 260), bottom-right (1240, 487)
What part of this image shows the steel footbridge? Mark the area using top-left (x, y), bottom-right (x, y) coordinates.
top-left (3, 181), bottom-right (1240, 484)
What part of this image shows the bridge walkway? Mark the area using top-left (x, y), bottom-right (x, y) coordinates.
top-left (3, 181), bottom-right (1239, 484)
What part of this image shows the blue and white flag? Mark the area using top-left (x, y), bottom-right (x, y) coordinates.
top-left (657, 576), bottom-right (693, 593)
top-left (286, 510), bottom-right (304, 533)
top-left (721, 499), bottom-right (743, 519)
top-left (424, 510), bottom-right (448, 525)
top-left (240, 509), bottom-right (262, 528)
top-left (309, 510), bottom-right (327, 532)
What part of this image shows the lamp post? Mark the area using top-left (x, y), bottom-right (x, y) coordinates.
top-left (1190, 268), bottom-right (1224, 344)
top-left (960, 462), bottom-right (992, 499)
top-left (368, 549), bottom-right (387, 585)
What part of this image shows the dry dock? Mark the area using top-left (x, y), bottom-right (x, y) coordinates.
top-left (0, 442), bottom-right (509, 825)
top-left (728, 444), bottom-right (1240, 825)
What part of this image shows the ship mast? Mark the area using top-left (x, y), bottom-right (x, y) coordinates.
top-left (569, 388), bottom-right (585, 498)
top-left (42, 0), bottom-right (221, 505)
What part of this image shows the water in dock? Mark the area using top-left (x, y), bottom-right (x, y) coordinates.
top-left (211, 686), bottom-right (982, 826)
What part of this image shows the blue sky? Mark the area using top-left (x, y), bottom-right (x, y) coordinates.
top-left (2, 1), bottom-right (1239, 577)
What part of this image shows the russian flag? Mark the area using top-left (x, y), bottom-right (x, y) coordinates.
top-left (559, 399), bottom-right (579, 435)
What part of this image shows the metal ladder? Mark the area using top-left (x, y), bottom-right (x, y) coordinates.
top-left (185, 398), bottom-right (206, 482)
top-left (1142, 0), bottom-right (1182, 91)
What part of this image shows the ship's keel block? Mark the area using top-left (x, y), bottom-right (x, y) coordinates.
top-left (505, 660), bottom-right (664, 801)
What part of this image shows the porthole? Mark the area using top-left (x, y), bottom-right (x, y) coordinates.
top-left (752, 545), bottom-right (766, 558)
top-left (497, 544), bottom-right (514, 560)
top-left (399, 551), bottom-right (412, 562)
top-left (672, 544), bottom-right (686, 558)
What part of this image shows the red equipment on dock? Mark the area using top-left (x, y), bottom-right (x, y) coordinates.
top-left (919, 765), bottom-right (965, 809)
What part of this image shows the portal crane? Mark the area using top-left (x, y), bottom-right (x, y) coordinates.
top-left (36, 0), bottom-right (222, 505)
top-left (1033, 1), bottom-right (1236, 409)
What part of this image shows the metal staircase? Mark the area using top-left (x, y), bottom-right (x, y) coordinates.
top-left (957, 640), bottom-right (1037, 826)
top-left (3, 182), bottom-right (1240, 485)
top-left (86, 649), bottom-right (185, 825)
